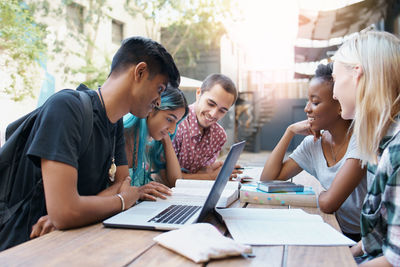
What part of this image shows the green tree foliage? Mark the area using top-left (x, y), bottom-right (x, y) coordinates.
top-left (0, 0), bottom-right (47, 101)
top-left (35, 0), bottom-right (112, 89)
top-left (125, 0), bottom-right (232, 70)
top-left (6, 0), bottom-right (112, 95)
top-left (2, 0), bottom-right (234, 100)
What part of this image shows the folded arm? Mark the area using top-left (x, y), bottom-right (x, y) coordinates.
top-left (181, 161), bottom-right (223, 180)
top-left (318, 158), bottom-right (366, 214)
top-left (359, 256), bottom-right (392, 267)
top-left (260, 121), bottom-right (314, 181)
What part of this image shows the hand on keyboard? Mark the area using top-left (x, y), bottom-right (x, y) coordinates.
top-left (138, 181), bottom-right (172, 201)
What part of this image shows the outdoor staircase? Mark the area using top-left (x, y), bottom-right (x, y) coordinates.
top-left (236, 91), bottom-right (275, 152)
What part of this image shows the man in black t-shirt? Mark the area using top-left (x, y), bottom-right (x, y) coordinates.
top-left (0, 36), bottom-right (180, 251)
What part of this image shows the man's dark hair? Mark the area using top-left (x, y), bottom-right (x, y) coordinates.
top-left (110, 36), bottom-right (180, 87)
top-left (200, 74), bottom-right (238, 104)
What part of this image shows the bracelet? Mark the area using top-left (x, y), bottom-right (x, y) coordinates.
top-left (116, 193), bottom-right (125, 211)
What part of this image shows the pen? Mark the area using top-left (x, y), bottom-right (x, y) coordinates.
top-left (235, 167), bottom-right (251, 170)
top-left (181, 167), bottom-right (190, 173)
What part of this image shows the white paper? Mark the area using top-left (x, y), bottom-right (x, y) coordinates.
top-left (175, 179), bottom-right (239, 190)
top-left (159, 179), bottom-right (239, 207)
top-left (172, 187), bottom-right (237, 199)
top-left (216, 208), bottom-right (356, 246)
top-left (235, 166), bottom-right (264, 181)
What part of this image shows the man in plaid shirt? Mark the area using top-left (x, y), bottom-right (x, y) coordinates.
top-left (173, 74), bottom-right (238, 180)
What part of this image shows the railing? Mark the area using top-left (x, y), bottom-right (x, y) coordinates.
top-left (235, 90), bottom-right (276, 151)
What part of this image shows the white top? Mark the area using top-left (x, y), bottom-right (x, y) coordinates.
top-left (289, 134), bottom-right (370, 234)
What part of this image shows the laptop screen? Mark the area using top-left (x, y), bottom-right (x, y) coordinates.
top-left (196, 140), bottom-right (246, 222)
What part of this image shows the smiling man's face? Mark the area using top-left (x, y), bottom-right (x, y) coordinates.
top-left (194, 84), bottom-right (235, 131)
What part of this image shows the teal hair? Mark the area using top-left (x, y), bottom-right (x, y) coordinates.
top-left (123, 116), bottom-right (149, 186)
top-left (123, 86), bottom-right (188, 186)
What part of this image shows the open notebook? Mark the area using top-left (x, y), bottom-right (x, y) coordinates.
top-left (234, 166), bottom-right (264, 182)
top-left (163, 179), bottom-right (239, 208)
top-left (216, 208), bottom-right (356, 246)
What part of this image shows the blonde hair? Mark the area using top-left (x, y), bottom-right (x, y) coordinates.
top-left (334, 31), bottom-right (400, 164)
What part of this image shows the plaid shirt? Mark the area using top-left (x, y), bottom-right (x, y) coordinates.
top-left (172, 104), bottom-right (227, 173)
top-left (360, 118), bottom-right (400, 266)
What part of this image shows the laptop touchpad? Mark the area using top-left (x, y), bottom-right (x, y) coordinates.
top-left (128, 201), bottom-right (167, 216)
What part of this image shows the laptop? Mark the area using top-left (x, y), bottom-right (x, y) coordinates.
top-left (103, 140), bottom-right (246, 230)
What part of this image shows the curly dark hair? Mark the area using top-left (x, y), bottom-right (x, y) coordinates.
top-left (313, 63), bottom-right (333, 85)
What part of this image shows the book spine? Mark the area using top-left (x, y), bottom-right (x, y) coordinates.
top-left (240, 190), bottom-right (317, 207)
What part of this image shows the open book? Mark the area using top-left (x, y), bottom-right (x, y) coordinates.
top-left (160, 179), bottom-right (240, 208)
top-left (234, 166), bottom-right (264, 182)
top-left (216, 208), bottom-right (356, 246)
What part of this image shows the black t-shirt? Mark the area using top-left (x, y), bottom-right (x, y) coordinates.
top-left (0, 86), bottom-right (127, 250)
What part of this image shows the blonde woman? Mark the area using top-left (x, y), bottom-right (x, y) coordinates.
top-left (333, 30), bottom-right (400, 267)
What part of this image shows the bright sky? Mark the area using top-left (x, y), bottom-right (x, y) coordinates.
top-left (226, 0), bottom-right (298, 70)
top-left (225, 0), bottom-right (363, 72)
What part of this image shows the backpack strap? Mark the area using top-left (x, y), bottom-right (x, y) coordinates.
top-left (5, 113), bottom-right (32, 141)
top-left (0, 88), bottom-right (94, 227)
top-left (76, 90), bottom-right (93, 157)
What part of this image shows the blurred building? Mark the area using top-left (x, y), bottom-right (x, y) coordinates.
top-left (295, 0), bottom-right (398, 78)
top-left (32, 0), bottom-right (153, 91)
top-left (221, 0), bottom-right (400, 152)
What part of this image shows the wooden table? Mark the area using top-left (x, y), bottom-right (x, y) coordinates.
top-left (0, 168), bottom-right (356, 267)
top-left (0, 201), bottom-right (356, 266)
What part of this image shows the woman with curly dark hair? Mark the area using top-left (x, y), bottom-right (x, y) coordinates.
top-left (260, 63), bottom-right (370, 242)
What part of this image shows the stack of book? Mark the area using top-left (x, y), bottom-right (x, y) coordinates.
top-left (240, 183), bottom-right (317, 207)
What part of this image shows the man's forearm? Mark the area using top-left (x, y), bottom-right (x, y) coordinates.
top-left (97, 181), bottom-right (122, 196)
top-left (182, 172), bottom-right (212, 180)
top-left (359, 256), bottom-right (392, 267)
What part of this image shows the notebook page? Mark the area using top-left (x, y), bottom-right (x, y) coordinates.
top-left (216, 208), bottom-right (356, 246)
top-left (175, 179), bottom-right (239, 190)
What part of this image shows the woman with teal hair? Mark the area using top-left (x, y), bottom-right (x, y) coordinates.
top-left (124, 85), bottom-right (188, 188)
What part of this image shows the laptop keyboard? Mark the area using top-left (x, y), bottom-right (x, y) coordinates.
top-left (148, 204), bottom-right (201, 225)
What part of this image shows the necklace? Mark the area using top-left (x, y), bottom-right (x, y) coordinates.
top-left (98, 86), bottom-right (116, 182)
top-left (328, 134), bottom-right (348, 163)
